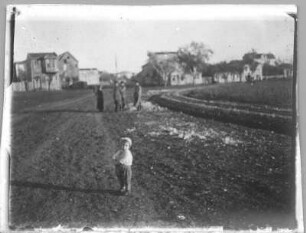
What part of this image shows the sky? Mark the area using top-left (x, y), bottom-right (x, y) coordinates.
top-left (13, 5), bottom-right (296, 73)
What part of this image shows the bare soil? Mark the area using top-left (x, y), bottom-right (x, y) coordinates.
top-left (9, 88), bottom-right (296, 230)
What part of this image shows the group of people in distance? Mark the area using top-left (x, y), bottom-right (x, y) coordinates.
top-left (94, 81), bottom-right (142, 195)
top-left (95, 80), bottom-right (142, 112)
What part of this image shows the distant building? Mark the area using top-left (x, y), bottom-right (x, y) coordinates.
top-left (212, 53), bottom-right (292, 83)
top-left (169, 70), bottom-right (205, 86)
top-left (13, 52), bottom-right (61, 91)
top-left (137, 51), bottom-right (209, 86)
top-left (214, 72), bottom-right (242, 83)
top-left (254, 53), bottom-right (276, 66)
top-left (57, 51), bottom-right (79, 87)
top-left (242, 63), bottom-right (263, 81)
top-left (79, 68), bottom-right (100, 86)
top-left (148, 51), bottom-right (177, 62)
top-left (116, 71), bottom-right (135, 80)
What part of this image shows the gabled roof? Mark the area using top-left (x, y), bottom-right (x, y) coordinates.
top-left (58, 51), bottom-right (78, 62)
top-left (79, 68), bottom-right (98, 71)
top-left (27, 52), bottom-right (57, 60)
top-left (147, 51), bottom-right (177, 58)
top-left (152, 51), bottom-right (177, 55)
top-left (254, 53), bottom-right (275, 59)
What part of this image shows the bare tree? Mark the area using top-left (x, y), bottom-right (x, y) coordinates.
top-left (147, 52), bottom-right (177, 87)
top-left (177, 42), bottom-right (213, 85)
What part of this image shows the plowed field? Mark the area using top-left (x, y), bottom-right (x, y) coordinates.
top-left (9, 88), bottom-right (296, 230)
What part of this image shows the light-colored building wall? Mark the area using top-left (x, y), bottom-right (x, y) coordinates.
top-left (12, 74), bottom-right (61, 91)
top-left (13, 53), bottom-right (62, 91)
top-left (79, 69), bottom-right (100, 86)
top-left (57, 52), bottom-right (79, 87)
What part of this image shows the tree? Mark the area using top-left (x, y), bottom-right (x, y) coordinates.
top-left (135, 62), bottom-right (164, 86)
top-left (262, 64), bottom-right (283, 76)
top-left (147, 52), bottom-right (177, 87)
top-left (177, 41), bottom-right (213, 85)
top-left (242, 49), bottom-right (258, 64)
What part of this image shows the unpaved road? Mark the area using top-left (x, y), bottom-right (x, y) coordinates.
top-left (9, 89), bottom-right (296, 230)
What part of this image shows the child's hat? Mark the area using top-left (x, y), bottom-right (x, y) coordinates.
top-left (121, 137), bottom-right (132, 147)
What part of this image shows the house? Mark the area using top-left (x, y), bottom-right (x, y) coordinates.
top-left (214, 72), bottom-right (242, 83)
top-left (242, 63), bottom-right (263, 81)
top-left (140, 51), bottom-right (209, 86)
top-left (212, 60), bottom-right (244, 83)
top-left (79, 68), bottom-right (100, 86)
top-left (13, 52), bottom-right (61, 91)
top-left (169, 71), bottom-right (206, 86)
top-left (148, 51), bottom-right (177, 62)
top-left (116, 71), bottom-right (135, 80)
top-left (57, 51), bottom-right (79, 87)
top-left (254, 53), bottom-right (276, 66)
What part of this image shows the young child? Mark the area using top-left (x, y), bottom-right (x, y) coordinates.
top-left (112, 137), bottom-right (133, 195)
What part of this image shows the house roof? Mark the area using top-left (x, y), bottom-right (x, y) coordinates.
top-left (79, 68), bottom-right (98, 71)
top-left (58, 51), bottom-right (78, 62)
top-left (254, 53), bottom-right (276, 59)
top-left (147, 51), bottom-right (177, 58)
top-left (152, 51), bottom-right (177, 55)
top-left (27, 52), bottom-right (57, 60)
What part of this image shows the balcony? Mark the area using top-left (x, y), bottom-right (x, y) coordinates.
top-left (43, 59), bottom-right (58, 74)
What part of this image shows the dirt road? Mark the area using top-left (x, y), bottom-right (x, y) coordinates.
top-left (9, 89), bottom-right (296, 230)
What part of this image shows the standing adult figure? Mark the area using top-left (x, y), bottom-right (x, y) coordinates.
top-left (133, 81), bottom-right (142, 111)
top-left (119, 81), bottom-right (127, 110)
top-left (113, 81), bottom-right (122, 112)
top-left (96, 85), bottom-right (104, 112)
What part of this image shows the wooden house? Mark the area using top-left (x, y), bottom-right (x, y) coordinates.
top-left (13, 52), bottom-right (61, 91)
top-left (57, 51), bottom-right (79, 88)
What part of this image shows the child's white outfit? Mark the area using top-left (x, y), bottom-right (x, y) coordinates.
top-left (113, 149), bottom-right (133, 193)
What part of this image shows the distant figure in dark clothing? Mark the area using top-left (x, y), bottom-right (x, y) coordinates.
top-left (113, 81), bottom-right (122, 112)
top-left (133, 81), bottom-right (142, 111)
top-left (119, 81), bottom-right (127, 110)
top-left (96, 85), bottom-right (104, 112)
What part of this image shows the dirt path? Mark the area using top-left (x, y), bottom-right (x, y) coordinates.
top-left (10, 91), bottom-right (163, 229)
top-left (9, 89), bottom-right (296, 230)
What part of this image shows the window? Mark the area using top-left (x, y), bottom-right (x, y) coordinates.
top-left (33, 60), bottom-right (41, 71)
top-left (46, 59), bottom-right (55, 69)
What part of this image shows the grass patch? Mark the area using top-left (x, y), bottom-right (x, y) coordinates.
top-left (185, 79), bottom-right (293, 108)
top-left (12, 90), bottom-right (93, 113)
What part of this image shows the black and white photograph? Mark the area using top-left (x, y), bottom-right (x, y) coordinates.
top-left (1, 4), bottom-right (302, 231)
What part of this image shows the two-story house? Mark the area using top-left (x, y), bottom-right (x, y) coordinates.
top-left (254, 53), bottom-right (277, 66)
top-left (57, 51), bottom-right (79, 88)
top-left (144, 51), bottom-right (207, 86)
top-left (13, 52), bottom-right (61, 91)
